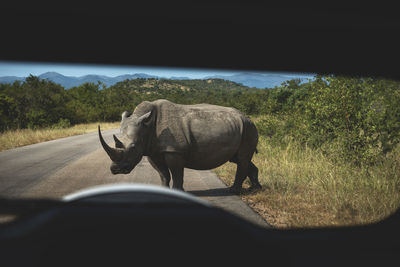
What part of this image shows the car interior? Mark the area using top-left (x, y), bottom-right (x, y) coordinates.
top-left (1, 2), bottom-right (399, 266)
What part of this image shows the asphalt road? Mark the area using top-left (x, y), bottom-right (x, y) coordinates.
top-left (0, 129), bottom-right (268, 227)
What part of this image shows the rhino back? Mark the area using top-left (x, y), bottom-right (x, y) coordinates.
top-left (152, 100), bottom-right (245, 169)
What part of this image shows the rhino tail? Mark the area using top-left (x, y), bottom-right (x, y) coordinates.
top-left (255, 148), bottom-right (258, 154)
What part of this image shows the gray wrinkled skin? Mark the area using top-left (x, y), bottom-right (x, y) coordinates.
top-left (99, 99), bottom-right (261, 193)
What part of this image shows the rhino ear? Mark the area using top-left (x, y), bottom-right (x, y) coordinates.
top-left (121, 111), bottom-right (130, 120)
top-left (137, 111), bottom-right (153, 126)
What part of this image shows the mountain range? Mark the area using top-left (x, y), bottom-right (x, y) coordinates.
top-left (0, 72), bottom-right (314, 89)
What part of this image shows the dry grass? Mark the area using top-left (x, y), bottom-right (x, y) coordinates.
top-left (214, 136), bottom-right (400, 228)
top-left (0, 122), bottom-right (120, 151)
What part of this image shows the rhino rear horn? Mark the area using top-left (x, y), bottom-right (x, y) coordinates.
top-left (98, 125), bottom-right (123, 162)
top-left (113, 134), bottom-right (125, 149)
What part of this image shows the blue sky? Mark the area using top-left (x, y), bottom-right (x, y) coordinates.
top-left (0, 60), bottom-right (313, 79)
top-left (0, 61), bottom-right (240, 78)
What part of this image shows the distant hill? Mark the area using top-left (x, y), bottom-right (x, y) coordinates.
top-left (113, 76), bottom-right (252, 93)
top-left (0, 76), bottom-right (25, 84)
top-left (0, 72), bottom-right (159, 89)
top-left (0, 72), bottom-right (314, 89)
top-left (204, 72), bottom-right (314, 88)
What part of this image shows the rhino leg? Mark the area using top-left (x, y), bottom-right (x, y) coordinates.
top-left (229, 150), bottom-right (260, 193)
top-left (164, 153), bottom-right (185, 191)
top-left (229, 160), bottom-right (250, 194)
top-left (147, 156), bottom-right (171, 187)
top-left (248, 162), bottom-right (262, 191)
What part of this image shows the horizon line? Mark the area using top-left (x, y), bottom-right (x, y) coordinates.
top-left (0, 70), bottom-right (315, 79)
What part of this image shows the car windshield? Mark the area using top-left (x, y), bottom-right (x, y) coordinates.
top-left (0, 61), bottom-right (399, 228)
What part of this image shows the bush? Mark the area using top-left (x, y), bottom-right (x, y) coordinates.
top-left (302, 75), bottom-right (400, 165)
top-left (254, 115), bottom-right (281, 137)
top-left (26, 110), bottom-right (50, 129)
top-left (52, 118), bottom-right (71, 129)
top-left (253, 75), bottom-right (400, 166)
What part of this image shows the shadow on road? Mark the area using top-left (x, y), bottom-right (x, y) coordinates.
top-left (187, 187), bottom-right (234, 197)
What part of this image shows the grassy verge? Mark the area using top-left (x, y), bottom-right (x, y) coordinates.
top-left (214, 124), bottom-right (400, 228)
top-left (0, 122), bottom-right (120, 151)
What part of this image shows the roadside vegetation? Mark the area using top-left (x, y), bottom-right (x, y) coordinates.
top-left (216, 76), bottom-right (400, 227)
top-left (0, 122), bottom-right (119, 151)
top-left (216, 116), bottom-right (400, 228)
top-left (1, 74), bottom-right (399, 227)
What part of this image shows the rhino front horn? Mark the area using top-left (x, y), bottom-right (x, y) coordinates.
top-left (98, 125), bottom-right (123, 162)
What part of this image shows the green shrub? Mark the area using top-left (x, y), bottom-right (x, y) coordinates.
top-left (52, 118), bottom-right (71, 129)
top-left (254, 115), bottom-right (281, 137)
top-left (302, 75), bottom-right (400, 165)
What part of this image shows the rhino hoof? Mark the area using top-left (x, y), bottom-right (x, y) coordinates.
top-left (248, 184), bottom-right (262, 193)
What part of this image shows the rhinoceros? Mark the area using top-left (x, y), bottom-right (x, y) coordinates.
top-left (98, 99), bottom-right (261, 193)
